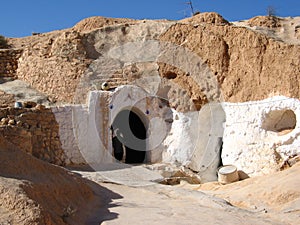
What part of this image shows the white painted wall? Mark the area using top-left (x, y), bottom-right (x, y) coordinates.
top-left (222, 96), bottom-right (300, 177)
top-left (52, 105), bottom-right (86, 164)
top-left (163, 103), bottom-right (225, 182)
top-left (54, 85), bottom-right (173, 168)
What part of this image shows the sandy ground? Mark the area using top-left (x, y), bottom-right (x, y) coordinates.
top-left (0, 138), bottom-right (299, 224)
top-left (73, 162), bottom-right (300, 225)
top-left (195, 163), bottom-right (300, 225)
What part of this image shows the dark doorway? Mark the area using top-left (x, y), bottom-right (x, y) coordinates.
top-left (111, 109), bottom-right (146, 164)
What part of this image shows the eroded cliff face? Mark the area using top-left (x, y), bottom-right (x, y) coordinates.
top-left (12, 30), bottom-right (90, 104)
top-left (4, 13), bottom-right (299, 107)
top-left (161, 14), bottom-right (300, 103)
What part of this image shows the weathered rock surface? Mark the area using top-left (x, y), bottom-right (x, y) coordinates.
top-left (0, 90), bottom-right (15, 107)
top-left (162, 14), bottom-right (300, 103)
top-left (72, 16), bottom-right (137, 33)
top-left (4, 13), bottom-right (298, 107)
top-left (233, 16), bottom-right (300, 45)
top-left (0, 79), bottom-right (51, 106)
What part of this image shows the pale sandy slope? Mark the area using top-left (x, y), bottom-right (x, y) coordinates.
top-left (95, 182), bottom-right (280, 225)
top-left (196, 163), bottom-right (300, 225)
top-left (75, 163), bottom-right (299, 225)
top-left (0, 140), bottom-right (119, 225)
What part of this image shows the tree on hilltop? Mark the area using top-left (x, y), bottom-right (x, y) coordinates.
top-left (0, 35), bottom-right (9, 49)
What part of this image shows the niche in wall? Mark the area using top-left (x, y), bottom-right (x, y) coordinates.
top-left (262, 109), bottom-right (296, 134)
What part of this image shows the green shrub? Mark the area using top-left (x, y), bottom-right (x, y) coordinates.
top-left (0, 35), bottom-right (9, 49)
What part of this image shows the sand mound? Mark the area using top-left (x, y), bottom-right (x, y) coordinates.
top-left (0, 140), bottom-right (117, 225)
top-left (248, 16), bottom-right (282, 28)
top-left (72, 16), bottom-right (136, 32)
top-left (180, 12), bottom-right (229, 25)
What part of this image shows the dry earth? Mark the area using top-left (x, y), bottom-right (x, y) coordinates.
top-left (1, 135), bottom-right (299, 224)
top-left (2, 136), bottom-right (299, 224)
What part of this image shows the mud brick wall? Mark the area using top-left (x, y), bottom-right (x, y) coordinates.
top-left (0, 49), bottom-right (22, 78)
top-left (0, 107), bottom-right (66, 165)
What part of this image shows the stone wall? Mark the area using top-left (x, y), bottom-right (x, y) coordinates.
top-left (0, 49), bottom-right (22, 78)
top-left (0, 106), bottom-right (66, 165)
top-left (0, 90), bottom-right (15, 108)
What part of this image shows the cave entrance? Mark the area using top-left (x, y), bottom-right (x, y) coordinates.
top-left (111, 109), bottom-right (147, 164)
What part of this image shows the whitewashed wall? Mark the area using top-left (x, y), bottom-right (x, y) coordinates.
top-left (163, 103), bottom-right (225, 182)
top-left (222, 96), bottom-right (300, 177)
top-left (53, 85), bottom-right (173, 167)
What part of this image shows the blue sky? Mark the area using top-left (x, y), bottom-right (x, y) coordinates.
top-left (1, 0), bottom-right (299, 37)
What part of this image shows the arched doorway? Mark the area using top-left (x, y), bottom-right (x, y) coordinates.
top-left (111, 109), bottom-right (147, 164)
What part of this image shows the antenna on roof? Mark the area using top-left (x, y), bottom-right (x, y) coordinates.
top-left (186, 0), bottom-right (195, 15)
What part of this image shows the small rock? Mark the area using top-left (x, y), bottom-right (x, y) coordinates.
top-left (8, 119), bottom-right (15, 125)
top-left (160, 177), bottom-right (181, 185)
top-left (287, 155), bottom-right (300, 167)
top-left (35, 104), bottom-right (46, 110)
top-left (0, 117), bottom-right (9, 125)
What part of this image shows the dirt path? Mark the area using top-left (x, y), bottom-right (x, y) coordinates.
top-left (74, 164), bottom-right (285, 225)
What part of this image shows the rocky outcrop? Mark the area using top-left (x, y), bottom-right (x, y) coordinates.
top-left (180, 12), bottom-right (229, 25)
top-left (72, 16), bottom-right (137, 33)
top-left (248, 16), bottom-right (282, 28)
top-left (4, 13), bottom-right (299, 106)
top-left (161, 14), bottom-right (300, 103)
